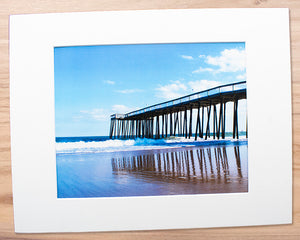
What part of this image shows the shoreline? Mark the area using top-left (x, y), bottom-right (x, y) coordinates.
top-left (56, 138), bottom-right (248, 156)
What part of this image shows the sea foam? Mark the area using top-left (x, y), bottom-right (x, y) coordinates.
top-left (56, 137), bottom-right (247, 154)
top-left (56, 139), bottom-right (136, 154)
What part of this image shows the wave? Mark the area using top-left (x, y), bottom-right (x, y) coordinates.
top-left (56, 139), bottom-right (135, 154)
top-left (56, 138), bottom-right (175, 154)
top-left (56, 136), bottom-right (247, 154)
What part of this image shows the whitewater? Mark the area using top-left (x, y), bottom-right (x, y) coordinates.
top-left (56, 136), bottom-right (247, 154)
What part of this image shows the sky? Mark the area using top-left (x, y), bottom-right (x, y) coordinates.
top-left (54, 42), bottom-right (246, 137)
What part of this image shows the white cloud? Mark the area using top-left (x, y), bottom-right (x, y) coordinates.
top-left (72, 115), bottom-right (83, 121)
top-left (236, 73), bottom-right (246, 80)
top-left (156, 80), bottom-right (188, 100)
top-left (78, 108), bottom-right (108, 121)
top-left (188, 80), bottom-right (220, 92)
top-left (103, 80), bottom-right (115, 85)
top-left (181, 55), bottom-right (193, 60)
top-left (75, 105), bottom-right (135, 122)
top-left (206, 48), bottom-right (246, 72)
top-left (112, 105), bottom-right (134, 113)
top-left (199, 54), bottom-right (206, 58)
top-left (156, 79), bottom-right (221, 100)
top-left (192, 67), bottom-right (214, 74)
top-left (115, 89), bottom-right (143, 94)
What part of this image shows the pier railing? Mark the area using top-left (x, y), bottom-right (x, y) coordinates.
top-left (110, 114), bottom-right (125, 119)
top-left (122, 81), bottom-right (246, 118)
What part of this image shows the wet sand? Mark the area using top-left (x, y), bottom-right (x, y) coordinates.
top-left (56, 142), bottom-right (248, 198)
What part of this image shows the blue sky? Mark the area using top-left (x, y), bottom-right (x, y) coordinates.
top-left (54, 42), bottom-right (246, 137)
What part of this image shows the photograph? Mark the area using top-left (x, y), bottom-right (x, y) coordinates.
top-left (54, 42), bottom-right (248, 198)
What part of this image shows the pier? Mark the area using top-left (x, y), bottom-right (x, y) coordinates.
top-left (109, 81), bottom-right (247, 140)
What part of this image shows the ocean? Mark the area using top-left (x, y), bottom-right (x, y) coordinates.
top-left (56, 134), bottom-right (248, 198)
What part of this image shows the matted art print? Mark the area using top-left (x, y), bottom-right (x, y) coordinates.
top-left (10, 9), bottom-right (292, 233)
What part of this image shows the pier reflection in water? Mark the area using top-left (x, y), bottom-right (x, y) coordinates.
top-left (111, 145), bottom-right (247, 195)
top-left (57, 143), bottom-right (247, 198)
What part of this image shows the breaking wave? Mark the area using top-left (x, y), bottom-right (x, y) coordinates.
top-left (56, 136), bottom-right (247, 154)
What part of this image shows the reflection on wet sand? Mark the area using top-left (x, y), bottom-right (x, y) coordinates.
top-left (111, 145), bottom-right (245, 185)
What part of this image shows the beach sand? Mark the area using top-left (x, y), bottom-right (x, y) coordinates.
top-left (56, 143), bottom-right (248, 198)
